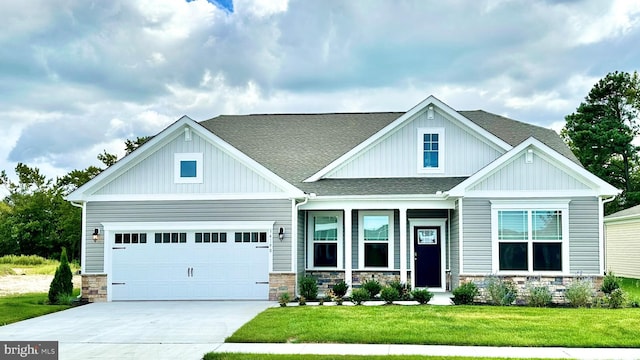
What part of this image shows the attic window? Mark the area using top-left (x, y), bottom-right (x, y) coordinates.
top-left (417, 128), bottom-right (444, 174)
top-left (174, 153), bottom-right (203, 183)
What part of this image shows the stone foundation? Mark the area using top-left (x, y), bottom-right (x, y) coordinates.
top-left (458, 275), bottom-right (604, 304)
top-left (81, 274), bottom-right (107, 302)
top-left (304, 271), bottom-right (406, 297)
top-left (352, 271), bottom-right (401, 288)
top-left (269, 273), bottom-right (296, 301)
top-left (305, 271), bottom-right (345, 296)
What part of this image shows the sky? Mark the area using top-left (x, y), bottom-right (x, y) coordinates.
top-left (1, 0), bottom-right (640, 184)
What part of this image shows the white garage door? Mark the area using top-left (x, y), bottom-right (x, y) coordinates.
top-left (107, 224), bottom-right (271, 301)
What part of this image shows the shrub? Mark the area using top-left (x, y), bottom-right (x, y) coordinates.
top-left (380, 286), bottom-right (400, 304)
top-left (332, 280), bottom-right (349, 298)
top-left (629, 297), bottom-right (640, 308)
top-left (298, 276), bottom-right (318, 300)
top-left (452, 282), bottom-right (478, 305)
top-left (411, 289), bottom-right (434, 304)
top-left (298, 296), bottom-right (306, 306)
top-left (388, 279), bottom-right (412, 300)
top-left (526, 285), bottom-right (552, 307)
top-left (48, 248), bottom-right (73, 304)
top-left (278, 292), bottom-right (290, 307)
top-left (362, 279), bottom-right (382, 298)
top-left (484, 276), bottom-right (517, 306)
top-left (601, 271), bottom-right (621, 294)
top-left (350, 288), bottom-right (369, 305)
top-left (565, 279), bottom-right (594, 307)
top-left (607, 288), bottom-right (627, 309)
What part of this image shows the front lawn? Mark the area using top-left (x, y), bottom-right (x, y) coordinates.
top-left (205, 354), bottom-right (547, 360)
top-left (227, 306), bottom-right (640, 348)
top-left (0, 291), bottom-right (78, 326)
top-left (620, 277), bottom-right (640, 299)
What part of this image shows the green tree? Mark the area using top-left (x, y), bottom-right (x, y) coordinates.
top-left (48, 247), bottom-right (73, 304)
top-left (562, 71), bottom-right (640, 213)
top-left (124, 136), bottom-right (152, 155)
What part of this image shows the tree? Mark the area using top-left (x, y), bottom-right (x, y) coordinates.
top-left (48, 247), bottom-right (73, 304)
top-left (124, 136), bottom-right (152, 155)
top-left (562, 71), bottom-right (640, 213)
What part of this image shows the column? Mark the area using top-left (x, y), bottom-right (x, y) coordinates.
top-left (399, 207), bottom-right (408, 284)
top-left (344, 207), bottom-right (353, 292)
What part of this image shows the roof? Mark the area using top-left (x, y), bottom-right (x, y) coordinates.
top-left (605, 204), bottom-right (640, 221)
top-left (199, 110), bottom-right (579, 196)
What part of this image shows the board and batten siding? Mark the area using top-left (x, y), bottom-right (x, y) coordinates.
top-left (568, 197), bottom-right (600, 274)
top-left (460, 198), bottom-right (492, 273)
top-left (605, 219), bottom-right (640, 279)
top-left (449, 202), bottom-right (460, 288)
top-left (94, 131), bottom-right (284, 195)
top-left (468, 151), bottom-right (591, 192)
top-left (85, 199), bottom-right (292, 273)
top-left (326, 110), bottom-right (504, 178)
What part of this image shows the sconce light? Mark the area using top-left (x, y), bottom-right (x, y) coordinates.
top-left (92, 229), bottom-right (100, 242)
top-left (427, 105), bottom-right (434, 120)
top-left (278, 227), bottom-right (285, 241)
top-left (525, 149), bottom-right (534, 164)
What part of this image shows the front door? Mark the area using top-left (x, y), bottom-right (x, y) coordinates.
top-left (414, 226), bottom-right (441, 288)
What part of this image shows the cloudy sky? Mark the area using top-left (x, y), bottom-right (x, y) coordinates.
top-left (1, 0), bottom-right (639, 183)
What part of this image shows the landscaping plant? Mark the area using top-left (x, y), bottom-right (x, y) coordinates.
top-left (526, 285), bottom-right (552, 307)
top-left (485, 276), bottom-right (517, 306)
top-left (411, 289), bottom-right (434, 305)
top-left (601, 271), bottom-right (621, 294)
top-left (350, 288), bottom-right (369, 305)
top-left (298, 276), bottom-right (318, 300)
top-left (565, 279), bottom-right (594, 307)
top-left (47, 248), bottom-right (73, 305)
top-left (452, 281), bottom-right (478, 305)
top-left (607, 288), bottom-right (627, 309)
top-left (332, 280), bottom-right (349, 298)
top-left (361, 279), bottom-right (382, 298)
top-left (380, 286), bottom-right (400, 304)
top-left (388, 279), bottom-right (412, 300)
top-left (278, 292), bottom-right (290, 307)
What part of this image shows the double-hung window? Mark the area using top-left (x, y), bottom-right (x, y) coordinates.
top-left (359, 211), bottom-right (394, 268)
top-left (417, 128), bottom-right (444, 174)
top-left (307, 211), bottom-right (343, 269)
top-left (492, 201), bottom-right (568, 273)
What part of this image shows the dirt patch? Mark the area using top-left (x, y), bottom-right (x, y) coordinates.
top-left (0, 275), bottom-right (82, 296)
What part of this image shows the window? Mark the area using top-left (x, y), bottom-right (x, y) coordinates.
top-left (234, 232), bottom-right (267, 243)
top-left (154, 232), bottom-right (187, 244)
top-left (359, 211), bottom-right (394, 268)
top-left (492, 202), bottom-right (568, 273)
top-left (417, 128), bottom-right (444, 173)
top-left (115, 233), bottom-right (147, 244)
top-left (174, 153), bottom-right (203, 183)
top-left (195, 232), bottom-right (227, 243)
top-left (307, 211), bottom-right (343, 269)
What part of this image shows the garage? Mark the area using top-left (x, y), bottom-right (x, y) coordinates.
top-left (103, 222), bottom-right (272, 301)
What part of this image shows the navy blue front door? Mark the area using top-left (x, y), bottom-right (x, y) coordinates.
top-left (414, 226), bottom-right (441, 288)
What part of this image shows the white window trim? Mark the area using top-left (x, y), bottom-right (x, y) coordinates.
top-left (174, 153), bottom-right (203, 184)
top-left (358, 210), bottom-right (395, 270)
top-left (490, 200), bottom-right (570, 275)
top-left (307, 211), bottom-right (344, 270)
top-left (417, 128), bottom-right (445, 174)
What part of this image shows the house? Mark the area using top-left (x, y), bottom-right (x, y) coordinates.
top-left (66, 95), bottom-right (619, 302)
top-left (604, 205), bottom-right (640, 279)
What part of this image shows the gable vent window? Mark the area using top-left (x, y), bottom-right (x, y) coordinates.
top-left (174, 153), bottom-right (203, 183)
top-left (417, 128), bottom-right (444, 174)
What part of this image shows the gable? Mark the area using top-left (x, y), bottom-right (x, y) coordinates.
top-left (324, 105), bottom-right (506, 178)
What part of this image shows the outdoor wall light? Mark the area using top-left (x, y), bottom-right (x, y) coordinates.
top-left (278, 227), bottom-right (285, 241)
top-left (92, 228), bottom-right (100, 242)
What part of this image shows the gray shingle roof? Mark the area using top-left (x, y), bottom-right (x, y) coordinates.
top-left (605, 204), bottom-right (640, 220)
top-left (199, 109), bottom-right (578, 196)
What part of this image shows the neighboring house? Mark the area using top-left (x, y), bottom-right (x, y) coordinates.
top-left (604, 205), bottom-right (640, 279)
top-left (66, 95), bottom-right (619, 302)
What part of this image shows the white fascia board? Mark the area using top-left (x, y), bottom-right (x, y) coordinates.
top-left (85, 192), bottom-right (300, 202)
top-left (448, 137), bottom-right (621, 197)
top-left (102, 221), bottom-right (275, 231)
top-left (67, 116), bottom-right (305, 201)
top-left (298, 196), bottom-right (456, 211)
top-left (303, 95), bottom-right (512, 183)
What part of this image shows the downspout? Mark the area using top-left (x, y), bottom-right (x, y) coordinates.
top-left (600, 195), bottom-right (617, 275)
top-left (69, 201), bottom-right (86, 299)
top-left (292, 194), bottom-right (311, 297)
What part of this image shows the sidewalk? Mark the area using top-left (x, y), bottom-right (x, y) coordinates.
top-left (213, 343), bottom-right (640, 359)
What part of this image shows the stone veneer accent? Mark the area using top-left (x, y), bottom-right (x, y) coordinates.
top-left (305, 271), bottom-right (346, 296)
top-left (305, 270), bottom-right (404, 296)
top-left (459, 275), bottom-right (604, 304)
top-left (269, 273), bottom-right (296, 301)
top-left (352, 271), bottom-right (401, 288)
top-left (81, 274), bottom-right (107, 302)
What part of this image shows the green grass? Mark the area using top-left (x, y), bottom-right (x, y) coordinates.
top-left (0, 255), bottom-right (80, 275)
top-left (227, 306), bottom-right (640, 348)
top-left (0, 290), bottom-right (79, 326)
top-left (205, 354), bottom-right (550, 360)
top-left (620, 277), bottom-right (640, 299)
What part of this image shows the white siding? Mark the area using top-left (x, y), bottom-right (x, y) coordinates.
top-left (461, 198), bottom-right (493, 273)
top-left (605, 220), bottom-right (640, 278)
top-left (326, 109), bottom-right (504, 178)
top-left (469, 151), bottom-right (591, 192)
top-left (94, 132), bottom-right (283, 195)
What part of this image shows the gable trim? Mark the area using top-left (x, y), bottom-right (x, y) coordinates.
top-left (448, 137), bottom-right (620, 197)
top-left (304, 95), bottom-right (513, 182)
top-left (66, 116), bottom-right (305, 201)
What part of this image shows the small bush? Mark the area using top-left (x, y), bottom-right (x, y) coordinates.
top-left (601, 271), bottom-right (621, 294)
top-left (298, 276), bottom-right (318, 300)
top-left (380, 286), bottom-right (400, 304)
top-left (56, 293), bottom-right (77, 306)
top-left (607, 288), bottom-right (627, 309)
top-left (48, 248), bottom-right (73, 304)
top-left (452, 282), bottom-right (478, 305)
top-left (350, 288), bottom-right (369, 305)
top-left (332, 280), bottom-right (349, 298)
top-left (526, 285), bottom-right (552, 307)
top-left (629, 297), bottom-right (640, 308)
top-left (362, 279), bottom-right (382, 298)
top-left (485, 276), bottom-right (517, 306)
top-left (278, 292), bottom-right (290, 307)
top-left (388, 279), bottom-right (412, 300)
top-left (298, 296), bottom-right (306, 306)
top-left (565, 279), bottom-right (594, 307)
top-left (411, 289), bottom-right (434, 304)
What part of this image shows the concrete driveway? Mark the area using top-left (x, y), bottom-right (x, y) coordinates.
top-left (0, 301), bottom-right (272, 360)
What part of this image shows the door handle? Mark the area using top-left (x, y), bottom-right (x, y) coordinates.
top-left (414, 252), bottom-right (418, 261)
top-left (191, 267), bottom-right (194, 277)
top-left (187, 267), bottom-right (194, 277)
